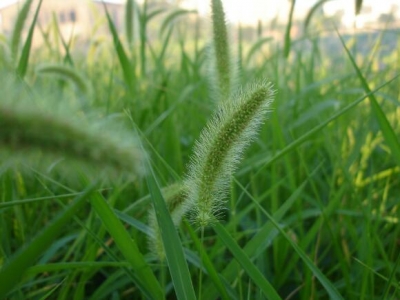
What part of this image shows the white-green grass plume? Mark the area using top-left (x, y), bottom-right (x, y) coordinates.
top-left (185, 80), bottom-right (275, 227)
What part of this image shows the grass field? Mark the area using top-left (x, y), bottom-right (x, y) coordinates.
top-left (0, 0), bottom-right (399, 299)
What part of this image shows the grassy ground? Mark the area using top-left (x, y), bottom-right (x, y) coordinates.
top-left (0, 0), bottom-right (399, 299)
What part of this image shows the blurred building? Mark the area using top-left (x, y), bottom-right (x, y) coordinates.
top-left (0, 0), bottom-right (125, 44)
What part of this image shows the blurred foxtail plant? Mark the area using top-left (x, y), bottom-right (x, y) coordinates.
top-left (0, 75), bottom-right (145, 181)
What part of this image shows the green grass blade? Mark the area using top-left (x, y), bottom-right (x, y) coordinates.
top-left (10, 0), bottom-right (33, 62)
top-left (213, 222), bottom-right (282, 300)
top-left (89, 193), bottom-right (163, 300)
top-left (337, 30), bottom-right (400, 166)
top-left (145, 160), bottom-right (196, 300)
top-left (0, 184), bottom-right (96, 298)
top-left (16, 0), bottom-right (43, 79)
top-left (103, 3), bottom-right (135, 96)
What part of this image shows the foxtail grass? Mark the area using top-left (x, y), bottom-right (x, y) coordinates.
top-left (185, 80), bottom-right (275, 227)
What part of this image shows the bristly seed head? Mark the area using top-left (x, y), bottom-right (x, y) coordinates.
top-left (185, 80), bottom-right (275, 227)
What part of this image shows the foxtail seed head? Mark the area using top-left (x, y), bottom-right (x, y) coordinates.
top-left (185, 80), bottom-right (275, 227)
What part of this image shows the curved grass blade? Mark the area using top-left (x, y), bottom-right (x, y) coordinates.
top-left (245, 37), bottom-right (273, 65)
top-left (336, 29), bottom-right (400, 166)
top-left (160, 9), bottom-right (196, 37)
top-left (214, 222), bottom-right (282, 300)
top-left (89, 193), bottom-right (163, 300)
top-left (36, 63), bottom-right (92, 96)
top-left (0, 184), bottom-right (96, 299)
top-left (16, 0), bottom-right (43, 79)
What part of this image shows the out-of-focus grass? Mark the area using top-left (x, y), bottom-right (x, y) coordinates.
top-left (0, 0), bottom-right (399, 299)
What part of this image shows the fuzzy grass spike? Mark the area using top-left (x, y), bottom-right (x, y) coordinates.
top-left (211, 0), bottom-right (231, 100)
top-left (185, 80), bottom-right (275, 227)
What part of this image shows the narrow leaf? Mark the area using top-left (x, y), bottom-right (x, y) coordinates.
top-left (145, 160), bottom-right (197, 300)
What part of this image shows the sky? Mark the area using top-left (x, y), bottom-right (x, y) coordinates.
top-left (0, 0), bottom-right (398, 26)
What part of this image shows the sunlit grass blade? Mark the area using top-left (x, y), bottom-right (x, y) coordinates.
top-left (337, 30), bottom-right (400, 166)
top-left (214, 222), bottom-right (282, 300)
top-left (16, 0), bottom-right (43, 78)
top-left (89, 192), bottom-right (163, 300)
top-left (144, 158), bottom-right (196, 300)
top-left (0, 184), bottom-right (96, 299)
